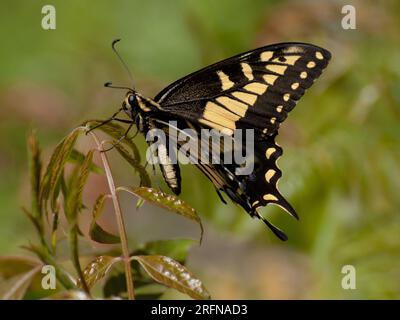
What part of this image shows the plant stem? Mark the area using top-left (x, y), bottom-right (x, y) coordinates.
top-left (89, 132), bottom-right (135, 300)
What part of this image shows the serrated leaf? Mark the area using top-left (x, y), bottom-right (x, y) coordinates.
top-left (63, 149), bottom-right (94, 294)
top-left (50, 172), bottom-right (62, 213)
top-left (113, 142), bottom-right (151, 188)
top-left (40, 128), bottom-right (82, 209)
top-left (69, 149), bottom-right (103, 174)
top-left (133, 255), bottom-right (210, 300)
top-left (69, 225), bottom-right (89, 293)
top-left (78, 256), bottom-right (121, 289)
top-left (27, 130), bottom-right (42, 219)
top-left (64, 150), bottom-right (94, 223)
top-left (50, 175), bottom-right (65, 248)
top-left (51, 208), bottom-right (60, 253)
top-left (89, 194), bottom-right (120, 244)
top-left (118, 186), bottom-right (203, 242)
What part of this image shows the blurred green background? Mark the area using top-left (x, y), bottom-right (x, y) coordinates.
top-left (1, 0), bottom-right (400, 299)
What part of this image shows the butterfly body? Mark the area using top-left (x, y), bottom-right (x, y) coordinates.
top-left (116, 43), bottom-right (331, 240)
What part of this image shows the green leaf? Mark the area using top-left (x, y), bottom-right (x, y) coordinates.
top-left (113, 142), bottom-right (151, 188)
top-left (133, 255), bottom-right (210, 300)
top-left (51, 209), bottom-right (60, 253)
top-left (50, 172), bottom-right (62, 213)
top-left (27, 130), bottom-right (42, 219)
top-left (63, 148), bottom-right (94, 295)
top-left (69, 149), bottom-right (103, 174)
top-left (64, 149), bottom-right (94, 223)
top-left (89, 194), bottom-right (120, 244)
top-left (40, 128), bottom-right (82, 210)
top-left (78, 256), bottom-right (121, 289)
top-left (118, 186), bottom-right (203, 242)
top-left (69, 225), bottom-right (89, 293)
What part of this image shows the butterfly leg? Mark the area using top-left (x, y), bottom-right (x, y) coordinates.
top-left (215, 189), bottom-right (227, 204)
top-left (85, 108), bottom-right (124, 134)
top-left (101, 121), bottom-right (135, 152)
top-left (112, 118), bottom-right (134, 124)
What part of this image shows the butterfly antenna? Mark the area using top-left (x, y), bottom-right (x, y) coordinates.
top-left (112, 39), bottom-right (135, 89)
top-left (104, 81), bottom-right (132, 91)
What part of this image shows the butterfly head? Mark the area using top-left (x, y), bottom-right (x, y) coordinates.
top-left (123, 91), bottom-right (139, 116)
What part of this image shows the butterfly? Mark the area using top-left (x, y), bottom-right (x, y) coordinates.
top-left (96, 41), bottom-right (331, 240)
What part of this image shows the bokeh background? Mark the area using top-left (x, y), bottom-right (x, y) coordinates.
top-left (1, 0), bottom-right (400, 299)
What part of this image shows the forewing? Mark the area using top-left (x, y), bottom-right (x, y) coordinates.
top-left (155, 42), bottom-right (331, 136)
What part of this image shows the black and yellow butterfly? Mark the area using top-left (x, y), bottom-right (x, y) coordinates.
top-left (98, 42), bottom-right (331, 240)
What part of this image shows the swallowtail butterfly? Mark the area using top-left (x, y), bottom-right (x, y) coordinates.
top-left (98, 41), bottom-right (331, 240)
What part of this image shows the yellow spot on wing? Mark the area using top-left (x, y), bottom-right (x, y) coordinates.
top-left (265, 147), bottom-right (276, 159)
top-left (291, 82), bottom-right (299, 90)
top-left (300, 71), bottom-right (307, 79)
top-left (307, 61), bottom-right (316, 68)
top-left (283, 93), bottom-right (290, 101)
top-left (241, 63), bottom-right (254, 80)
top-left (265, 169), bottom-right (275, 182)
top-left (263, 74), bottom-right (279, 85)
top-left (315, 51), bottom-right (323, 60)
top-left (270, 117), bottom-right (276, 124)
top-left (260, 51), bottom-right (274, 61)
top-left (285, 55), bottom-right (301, 65)
top-left (276, 106), bottom-right (283, 113)
top-left (263, 194), bottom-right (278, 201)
top-left (232, 91), bottom-right (257, 105)
top-left (216, 96), bottom-right (248, 117)
top-left (244, 82), bottom-right (268, 95)
top-left (217, 71), bottom-right (234, 90)
top-left (272, 55), bottom-right (301, 65)
top-left (266, 64), bottom-right (287, 75)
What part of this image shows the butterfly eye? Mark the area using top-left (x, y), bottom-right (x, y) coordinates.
top-left (128, 94), bottom-right (135, 106)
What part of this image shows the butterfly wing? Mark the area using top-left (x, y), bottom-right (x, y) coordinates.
top-left (155, 42), bottom-right (331, 135)
top-left (152, 43), bottom-right (331, 239)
